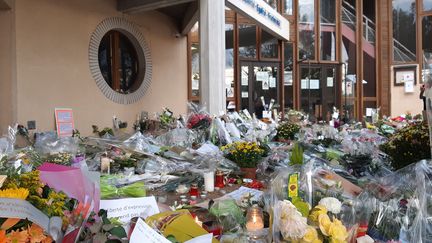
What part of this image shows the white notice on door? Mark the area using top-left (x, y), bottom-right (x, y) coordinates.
top-left (269, 77), bottom-right (276, 88)
top-left (256, 71), bottom-right (269, 82)
top-left (241, 92), bottom-right (249, 98)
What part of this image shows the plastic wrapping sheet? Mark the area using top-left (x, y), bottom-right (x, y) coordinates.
top-left (209, 199), bottom-right (245, 233)
top-left (354, 160), bottom-right (432, 242)
top-left (34, 131), bottom-right (79, 155)
top-left (270, 160), bottom-right (358, 242)
top-left (122, 132), bottom-right (160, 154)
top-left (155, 128), bottom-right (196, 148)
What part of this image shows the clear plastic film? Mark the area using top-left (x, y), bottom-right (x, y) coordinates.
top-left (353, 160), bottom-right (432, 242)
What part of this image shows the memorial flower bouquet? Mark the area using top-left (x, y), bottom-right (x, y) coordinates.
top-left (379, 121), bottom-right (430, 169)
top-left (221, 141), bottom-right (265, 179)
top-left (187, 113), bottom-right (212, 130)
top-left (273, 198), bottom-right (350, 243)
top-left (221, 141), bottom-right (265, 168)
top-left (276, 122), bottom-right (301, 141)
top-left (0, 169), bottom-right (93, 242)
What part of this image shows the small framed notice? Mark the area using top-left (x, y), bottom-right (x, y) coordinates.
top-left (394, 66), bottom-right (416, 86)
top-left (55, 108), bottom-right (74, 137)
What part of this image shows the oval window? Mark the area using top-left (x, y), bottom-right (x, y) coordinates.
top-left (98, 30), bottom-right (141, 94)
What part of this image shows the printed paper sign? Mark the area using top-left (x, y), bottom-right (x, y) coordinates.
top-left (256, 71), bottom-right (269, 82)
top-left (241, 92), bottom-right (249, 98)
top-left (130, 218), bottom-right (171, 243)
top-left (269, 77), bottom-right (276, 88)
top-left (301, 79), bottom-right (309, 89)
top-left (226, 186), bottom-right (263, 201)
top-left (405, 81), bottom-right (414, 93)
top-left (263, 111), bottom-right (272, 119)
top-left (309, 79), bottom-right (320, 89)
top-left (100, 197), bottom-right (159, 224)
top-left (262, 80), bottom-right (269, 90)
top-left (241, 76), bottom-right (248, 86)
top-left (366, 108), bottom-right (373, 117)
top-left (55, 108), bottom-right (74, 137)
top-left (192, 79), bottom-right (199, 90)
top-left (327, 77), bottom-right (334, 87)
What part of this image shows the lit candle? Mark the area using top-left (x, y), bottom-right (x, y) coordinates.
top-left (203, 171), bottom-right (215, 192)
top-left (246, 205), bottom-right (264, 231)
top-left (195, 216), bottom-right (203, 227)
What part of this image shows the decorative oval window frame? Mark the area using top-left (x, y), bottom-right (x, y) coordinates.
top-left (89, 17), bottom-right (152, 104)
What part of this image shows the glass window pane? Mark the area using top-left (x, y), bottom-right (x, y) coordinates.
top-left (299, 0), bottom-right (315, 59)
top-left (284, 42), bottom-right (294, 110)
top-left (424, 0), bottom-right (432, 12)
top-left (300, 67), bottom-right (321, 120)
top-left (261, 30), bottom-right (279, 58)
top-left (226, 23), bottom-right (235, 99)
top-left (392, 0), bottom-right (417, 62)
top-left (264, 0), bottom-right (278, 10)
top-left (238, 15), bottom-right (257, 58)
top-left (190, 23), bottom-right (200, 97)
top-left (284, 0), bottom-right (293, 15)
top-left (423, 16), bottom-right (432, 83)
top-left (320, 0), bottom-right (336, 61)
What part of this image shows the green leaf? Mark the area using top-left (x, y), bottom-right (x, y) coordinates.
top-left (292, 197), bottom-right (310, 217)
top-left (109, 226), bottom-right (127, 238)
top-left (102, 224), bottom-right (116, 232)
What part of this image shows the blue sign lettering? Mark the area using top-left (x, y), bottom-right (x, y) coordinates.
top-left (241, 0), bottom-right (281, 28)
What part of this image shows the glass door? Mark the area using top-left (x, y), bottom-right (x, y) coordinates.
top-left (240, 61), bottom-right (280, 118)
top-left (299, 65), bottom-right (338, 121)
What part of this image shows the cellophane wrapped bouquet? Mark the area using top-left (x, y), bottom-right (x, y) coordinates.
top-left (353, 160), bottom-right (432, 243)
top-left (271, 159), bottom-right (360, 243)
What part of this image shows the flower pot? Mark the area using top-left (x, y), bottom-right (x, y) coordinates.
top-left (241, 167), bottom-right (257, 179)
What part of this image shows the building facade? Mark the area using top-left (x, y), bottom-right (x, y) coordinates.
top-left (0, 0), bottom-right (431, 135)
top-left (188, 0), bottom-right (432, 120)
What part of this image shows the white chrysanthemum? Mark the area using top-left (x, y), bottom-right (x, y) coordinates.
top-left (277, 200), bottom-right (308, 240)
top-left (318, 197), bottom-right (342, 214)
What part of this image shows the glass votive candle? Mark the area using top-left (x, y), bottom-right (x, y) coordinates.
top-left (246, 205), bottom-right (264, 232)
top-left (215, 170), bottom-right (225, 188)
top-left (189, 183), bottom-right (199, 197)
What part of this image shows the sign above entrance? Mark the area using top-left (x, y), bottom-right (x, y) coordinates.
top-left (226, 0), bottom-right (290, 41)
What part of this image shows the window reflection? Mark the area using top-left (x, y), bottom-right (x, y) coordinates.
top-left (320, 0), bottom-right (336, 61)
top-left (284, 0), bottom-right (293, 15)
top-left (299, 0), bottom-right (315, 59)
top-left (238, 18), bottom-right (257, 58)
top-left (392, 0), bottom-right (417, 62)
top-left (261, 30), bottom-right (279, 58)
top-left (423, 16), bottom-right (432, 82)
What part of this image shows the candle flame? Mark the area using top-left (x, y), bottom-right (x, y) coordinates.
top-left (252, 215), bottom-right (257, 223)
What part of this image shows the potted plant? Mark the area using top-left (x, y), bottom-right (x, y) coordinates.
top-left (276, 122), bottom-right (301, 143)
top-left (221, 142), bottom-right (265, 179)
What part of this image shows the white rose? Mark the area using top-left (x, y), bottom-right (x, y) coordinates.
top-left (318, 197), bottom-right (342, 214)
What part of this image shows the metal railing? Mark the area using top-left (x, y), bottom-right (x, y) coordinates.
top-left (342, 0), bottom-right (416, 62)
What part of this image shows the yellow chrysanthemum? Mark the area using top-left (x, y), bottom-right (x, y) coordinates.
top-left (301, 226), bottom-right (323, 243)
top-left (328, 220), bottom-right (348, 243)
top-left (318, 214), bottom-right (332, 236)
top-left (0, 188), bottom-right (29, 200)
top-left (308, 205), bottom-right (328, 224)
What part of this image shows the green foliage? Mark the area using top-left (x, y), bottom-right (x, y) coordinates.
top-left (290, 143), bottom-right (304, 166)
top-left (92, 125), bottom-right (114, 137)
top-left (291, 197), bottom-right (310, 217)
top-left (276, 122), bottom-right (301, 140)
top-left (380, 122), bottom-right (430, 169)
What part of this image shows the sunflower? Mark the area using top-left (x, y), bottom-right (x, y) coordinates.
top-left (0, 188), bottom-right (29, 200)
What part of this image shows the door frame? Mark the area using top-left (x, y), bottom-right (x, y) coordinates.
top-left (238, 60), bottom-right (282, 113)
top-left (298, 63), bottom-right (341, 120)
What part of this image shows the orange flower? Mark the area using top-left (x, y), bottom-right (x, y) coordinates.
top-left (0, 230), bottom-right (6, 243)
top-left (41, 236), bottom-right (52, 243)
top-left (5, 229), bottom-right (28, 243)
top-left (28, 224), bottom-right (46, 243)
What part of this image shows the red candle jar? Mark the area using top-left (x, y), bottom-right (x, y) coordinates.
top-left (189, 183), bottom-right (199, 197)
top-left (215, 171), bottom-right (225, 188)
